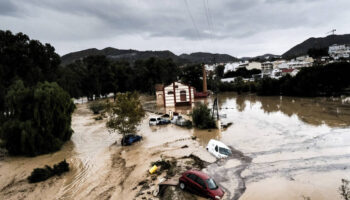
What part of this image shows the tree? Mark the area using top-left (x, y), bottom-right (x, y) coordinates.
top-left (191, 103), bottom-right (216, 129)
top-left (0, 30), bottom-right (60, 88)
top-left (180, 64), bottom-right (203, 91)
top-left (106, 92), bottom-right (145, 142)
top-left (339, 179), bottom-right (350, 200)
top-left (215, 65), bottom-right (225, 78)
top-left (0, 81), bottom-right (75, 156)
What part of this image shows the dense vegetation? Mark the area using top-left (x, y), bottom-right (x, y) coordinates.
top-left (192, 103), bottom-right (216, 129)
top-left (58, 56), bottom-right (180, 98)
top-left (27, 160), bottom-right (69, 183)
top-left (218, 62), bottom-right (350, 97)
top-left (1, 81), bottom-right (75, 156)
top-left (0, 30), bottom-right (75, 156)
top-left (224, 67), bottom-right (261, 78)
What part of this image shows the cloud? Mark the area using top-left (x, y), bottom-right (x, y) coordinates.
top-left (0, 0), bottom-right (349, 57)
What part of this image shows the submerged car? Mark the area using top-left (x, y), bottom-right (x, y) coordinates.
top-left (121, 134), bottom-right (142, 146)
top-left (149, 118), bottom-right (158, 126)
top-left (157, 118), bottom-right (171, 125)
top-left (206, 139), bottom-right (232, 159)
top-left (179, 170), bottom-right (224, 199)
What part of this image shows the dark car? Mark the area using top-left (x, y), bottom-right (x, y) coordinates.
top-left (179, 170), bottom-right (224, 200)
top-left (157, 118), bottom-right (171, 125)
top-left (121, 134), bottom-right (142, 146)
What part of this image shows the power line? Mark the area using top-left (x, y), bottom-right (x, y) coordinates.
top-left (202, 0), bottom-right (212, 38)
top-left (184, 0), bottom-right (201, 39)
top-left (206, 0), bottom-right (215, 34)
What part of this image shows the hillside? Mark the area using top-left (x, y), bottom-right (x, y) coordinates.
top-left (61, 47), bottom-right (238, 65)
top-left (240, 54), bottom-right (281, 62)
top-left (179, 52), bottom-right (238, 64)
top-left (282, 34), bottom-right (350, 59)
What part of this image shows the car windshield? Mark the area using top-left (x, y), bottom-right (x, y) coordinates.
top-left (219, 147), bottom-right (231, 156)
top-left (150, 118), bottom-right (156, 121)
top-left (206, 178), bottom-right (218, 190)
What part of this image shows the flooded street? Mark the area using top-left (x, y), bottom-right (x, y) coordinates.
top-left (194, 93), bottom-right (350, 200)
top-left (0, 93), bottom-right (350, 200)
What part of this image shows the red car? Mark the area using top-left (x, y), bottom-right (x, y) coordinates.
top-left (179, 170), bottom-right (224, 199)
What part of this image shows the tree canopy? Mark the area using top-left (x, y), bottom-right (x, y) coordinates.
top-left (106, 92), bottom-right (145, 137)
top-left (1, 81), bottom-right (75, 156)
top-left (0, 30), bottom-right (75, 156)
top-left (192, 103), bottom-right (216, 129)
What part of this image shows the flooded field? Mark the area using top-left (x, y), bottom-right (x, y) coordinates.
top-left (0, 93), bottom-right (350, 200)
top-left (194, 93), bottom-right (350, 200)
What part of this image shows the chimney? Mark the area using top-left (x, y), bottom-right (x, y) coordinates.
top-left (202, 64), bottom-right (207, 93)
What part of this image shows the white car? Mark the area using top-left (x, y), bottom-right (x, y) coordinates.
top-left (206, 139), bottom-right (232, 159)
top-left (149, 118), bottom-right (158, 126)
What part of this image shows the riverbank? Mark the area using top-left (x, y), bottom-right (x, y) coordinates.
top-left (0, 103), bottom-right (218, 200)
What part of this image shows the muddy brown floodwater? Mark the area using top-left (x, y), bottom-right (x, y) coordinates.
top-left (1, 93), bottom-right (350, 200)
top-left (195, 93), bottom-right (350, 200)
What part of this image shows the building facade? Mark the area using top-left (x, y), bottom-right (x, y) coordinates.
top-left (329, 44), bottom-right (350, 59)
top-left (156, 82), bottom-right (195, 107)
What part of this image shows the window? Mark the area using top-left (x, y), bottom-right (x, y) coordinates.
top-left (215, 145), bottom-right (218, 152)
top-left (180, 90), bottom-right (186, 94)
top-left (219, 147), bottom-right (232, 156)
top-left (196, 177), bottom-right (206, 188)
top-left (167, 91), bottom-right (174, 95)
top-left (206, 178), bottom-right (218, 190)
top-left (187, 173), bottom-right (197, 181)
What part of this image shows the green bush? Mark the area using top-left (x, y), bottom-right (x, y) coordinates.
top-left (0, 81), bottom-right (75, 156)
top-left (28, 160), bottom-right (69, 183)
top-left (192, 103), bottom-right (216, 129)
top-left (88, 101), bottom-right (106, 114)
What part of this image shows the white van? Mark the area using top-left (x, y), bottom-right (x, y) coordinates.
top-left (206, 139), bottom-right (232, 159)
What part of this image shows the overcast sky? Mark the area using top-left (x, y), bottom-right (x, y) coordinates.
top-left (1, 0), bottom-right (349, 57)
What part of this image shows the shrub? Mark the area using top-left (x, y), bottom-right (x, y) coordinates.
top-left (28, 160), bottom-right (69, 183)
top-left (192, 103), bottom-right (216, 129)
top-left (88, 101), bottom-right (106, 114)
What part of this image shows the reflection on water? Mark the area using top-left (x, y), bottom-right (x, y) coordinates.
top-left (217, 93), bottom-right (350, 127)
top-left (196, 93), bottom-right (350, 200)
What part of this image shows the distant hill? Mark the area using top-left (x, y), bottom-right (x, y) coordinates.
top-left (61, 47), bottom-right (238, 65)
top-left (240, 54), bottom-right (281, 62)
top-left (179, 52), bottom-right (238, 64)
top-left (282, 34), bottom-right (350, 59)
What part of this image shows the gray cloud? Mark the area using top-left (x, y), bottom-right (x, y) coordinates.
top-left (0, 1), bottom-right (18, 16)
top-left (0, 0), bottom-right (349, 57)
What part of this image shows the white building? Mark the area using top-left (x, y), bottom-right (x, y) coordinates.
top-left (156, 82), bottom-right (195, 107)
top-left (261, 62), bottom-right (273, 76)
top-left (329, 44), bottom-right (350, 59)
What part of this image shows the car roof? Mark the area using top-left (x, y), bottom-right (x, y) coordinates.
top-left (185, 170), bottom-right (210, 180)
top-left (208, 139), bottom-right (229, 149)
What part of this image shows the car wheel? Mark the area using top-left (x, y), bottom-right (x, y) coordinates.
top-left (179, 182), bottom-right (185, 190)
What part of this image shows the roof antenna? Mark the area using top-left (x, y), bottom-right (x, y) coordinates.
top-left (326, 29), bottom-right (336, 36)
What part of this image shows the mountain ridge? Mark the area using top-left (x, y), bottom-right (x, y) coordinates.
top-left (282, 34), bottom-right (350, 59)
top-left (61, 47), bottom-right (238, 65)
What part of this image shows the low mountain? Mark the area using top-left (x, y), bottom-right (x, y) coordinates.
top-left (61, 48), bottom-right (238, 65)
top-left (241, 54), bottom-right (281, 62)
top-left (179, 52), bottom-right (238, 64)
top-left (282, 34), bottom-right (350, 59)
top-left (61, 47), bottom-right (181, 65)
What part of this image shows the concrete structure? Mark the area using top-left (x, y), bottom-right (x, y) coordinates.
top-left (261, 62), bottom-right (273, 77)
top-left (202, 65), bottom-right (207, 93)
top-left (156, 82), bottom-right (195, 107)
top-left (329, 44), bottom-right (350, 59)
top-left (281, 68), bottom-right (299, 76)
top-left (245, 62), bottom-right (262, 70)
